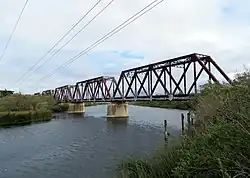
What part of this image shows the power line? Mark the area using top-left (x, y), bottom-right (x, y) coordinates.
top-left (16, 0), bottom-right (103, 83)
top-left (38, 0), bottom-right (165, 82)
top-left (0, 0), bottom-right (30, 61)
top-left (40, 0), bottom-right (164, 81)
top-left (27, 0), bottom-right (115, 78)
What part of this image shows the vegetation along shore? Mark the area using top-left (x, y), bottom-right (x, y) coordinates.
top-left (0, 93), bottom-right (105, 127)
top-left (0, 94), bottom-right (57, 127)
top-left (117, 71), bottom-right (250, 178)
top-left (131, 100), bottom-right (193, 110)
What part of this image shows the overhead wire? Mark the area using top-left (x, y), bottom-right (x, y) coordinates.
top-left (38, 0), bottom-right (165, 82)
top-left (0, 0), bottom-right (30, 61)
top-left (26, 0), bottom-right (115, 79)
top-left (16, 0), bottom-right (103, 83)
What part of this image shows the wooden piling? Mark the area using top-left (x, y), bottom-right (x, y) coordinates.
top-left (164, 120), bottom-right (168, 143)
top-left (187, 112), bottom-right (192, 136)
top-left (190, 112), bottom-right (195, 136)
top-left (187, 112), bottom-right (191, 124)
top-left (181, 113), bottom-right (185, 134)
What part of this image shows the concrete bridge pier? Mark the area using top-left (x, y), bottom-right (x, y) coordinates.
top-left (68, 102), bottom-right (85, 115)
top-left (107, 101), bottom-right (128, 119)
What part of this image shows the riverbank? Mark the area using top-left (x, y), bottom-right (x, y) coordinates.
top-left (0, 94), bottom-right (106, 127)
top-left (130, 100), bottom-right (193, 110)
top-left (52, 102), bottom-right (105, 113)
top-left (0, 94), bottom-right (56, 127)
top-left (0, 110), bottom-right (52, 127)
top-left (117, 72), bottom-right (250, 178)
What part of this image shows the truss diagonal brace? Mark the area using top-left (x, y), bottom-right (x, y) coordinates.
top-left (173, 62), bottom-right (192, 94)
top-left (165, 67), bottom-right (184, 94)
top-left (152, 69), bottom-right (170, 95)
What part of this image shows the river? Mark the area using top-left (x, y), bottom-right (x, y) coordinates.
top-left (0, 105), bottom-right (188, 178)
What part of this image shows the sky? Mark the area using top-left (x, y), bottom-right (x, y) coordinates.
top-left (0, 0), bottom-right (250, 94)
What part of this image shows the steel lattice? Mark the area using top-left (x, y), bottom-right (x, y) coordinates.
top-left (72, 76), bottom-right (121, 102)
top-left (38, 53), bottom-right (232, 102)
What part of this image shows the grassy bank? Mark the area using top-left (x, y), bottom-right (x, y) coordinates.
top-left (0, 110), bottom-right (52, 127)
top-left (117, 71), bottom-right (250, 178)
top-left (131, 100), bottom-right (193, 110)
top-left (0, 94), bottom-right (106, 127)
top-left (0, 94), bottom-right (56, 112)
top-left (0, 94), bottom-right (55, 127)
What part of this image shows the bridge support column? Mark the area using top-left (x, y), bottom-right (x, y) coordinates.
top-left (107, 101), bottom-right (128, 118)
top-left (68, 102), bottom-right (85, 115)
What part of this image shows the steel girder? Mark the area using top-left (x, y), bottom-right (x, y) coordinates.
top-left (42, 53), bottom-right (231, 102)
top-left (113, 53), bottom-right (231, 101)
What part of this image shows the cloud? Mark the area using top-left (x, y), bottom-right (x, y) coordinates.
top-left (0, 0), bottom-right (250, 94)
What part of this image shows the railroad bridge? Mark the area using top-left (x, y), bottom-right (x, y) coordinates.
top-left (39, 53), bottom-right (232, 118)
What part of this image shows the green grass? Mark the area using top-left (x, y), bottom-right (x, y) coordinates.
top-left (0, 110), bottom-right (52, 127)
top-left (0, 93), bottom-right (106, 127)
top-left (0, 94), bottom-right (56, 112)
top-left (0, 94), bottom-right (55, 127)
top-left (116, 71), bottom-right (250, 178)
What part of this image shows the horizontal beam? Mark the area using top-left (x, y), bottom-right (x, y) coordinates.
top-left (55, 85), bottom-right (75, 90)
top-left (76, 76), bottom-right (114, 85)
top-left (121, 53), bottom-right (210, 73)
top-left (73, 97), bottom-right (191, 102)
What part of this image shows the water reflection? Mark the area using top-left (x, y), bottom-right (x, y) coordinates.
top-left (107, 117), bottom-right (128, 125)
top-left (106, 117), bottom-right (128, 132)
top-left (0, 105), bottom-right (187, 178)
top-left (68, 113), bottom-right (85, 118)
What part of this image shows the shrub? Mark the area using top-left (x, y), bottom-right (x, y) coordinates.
top-left (0, 110), bottom-right (52, 127)
top-left (0, 94), bottom-right (56, 112)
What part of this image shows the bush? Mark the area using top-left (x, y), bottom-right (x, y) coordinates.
top-left (0, 94), bottom-right (56, 112)
top-left (0, 110), bottom-right (52, 127)
top-left (0, 94), bottom-right (58, 127)
top-left (173, 120), bottom-right (250, 177)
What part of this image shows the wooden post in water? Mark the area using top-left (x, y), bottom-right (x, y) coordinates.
top-left (164, 120), bottom-right (168, 144)
top-left (181, 113), bottom-right (185, 134)
top-left (187, 112), bottom-right (191, 136)
top-left (191, 113), bottom-right (195, 136)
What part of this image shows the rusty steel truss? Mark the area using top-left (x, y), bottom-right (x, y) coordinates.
top-left (72, 76), bottom-right (121, 102)
top-left (54, 85), bottom-right (75, 102)
top-left (41, 53), bottom-right (231, 102)
top-left (113, 53), bottom-right (231, 101)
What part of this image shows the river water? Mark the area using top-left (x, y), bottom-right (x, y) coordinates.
top-left (0, 105), bottom-right (187, 178)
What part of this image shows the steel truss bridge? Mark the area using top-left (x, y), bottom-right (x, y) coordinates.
top-left (38, 53), bottom-right (232, 102)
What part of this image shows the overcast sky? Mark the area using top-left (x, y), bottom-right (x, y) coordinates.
top-left (0, 0), bottom-right (249, 94)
